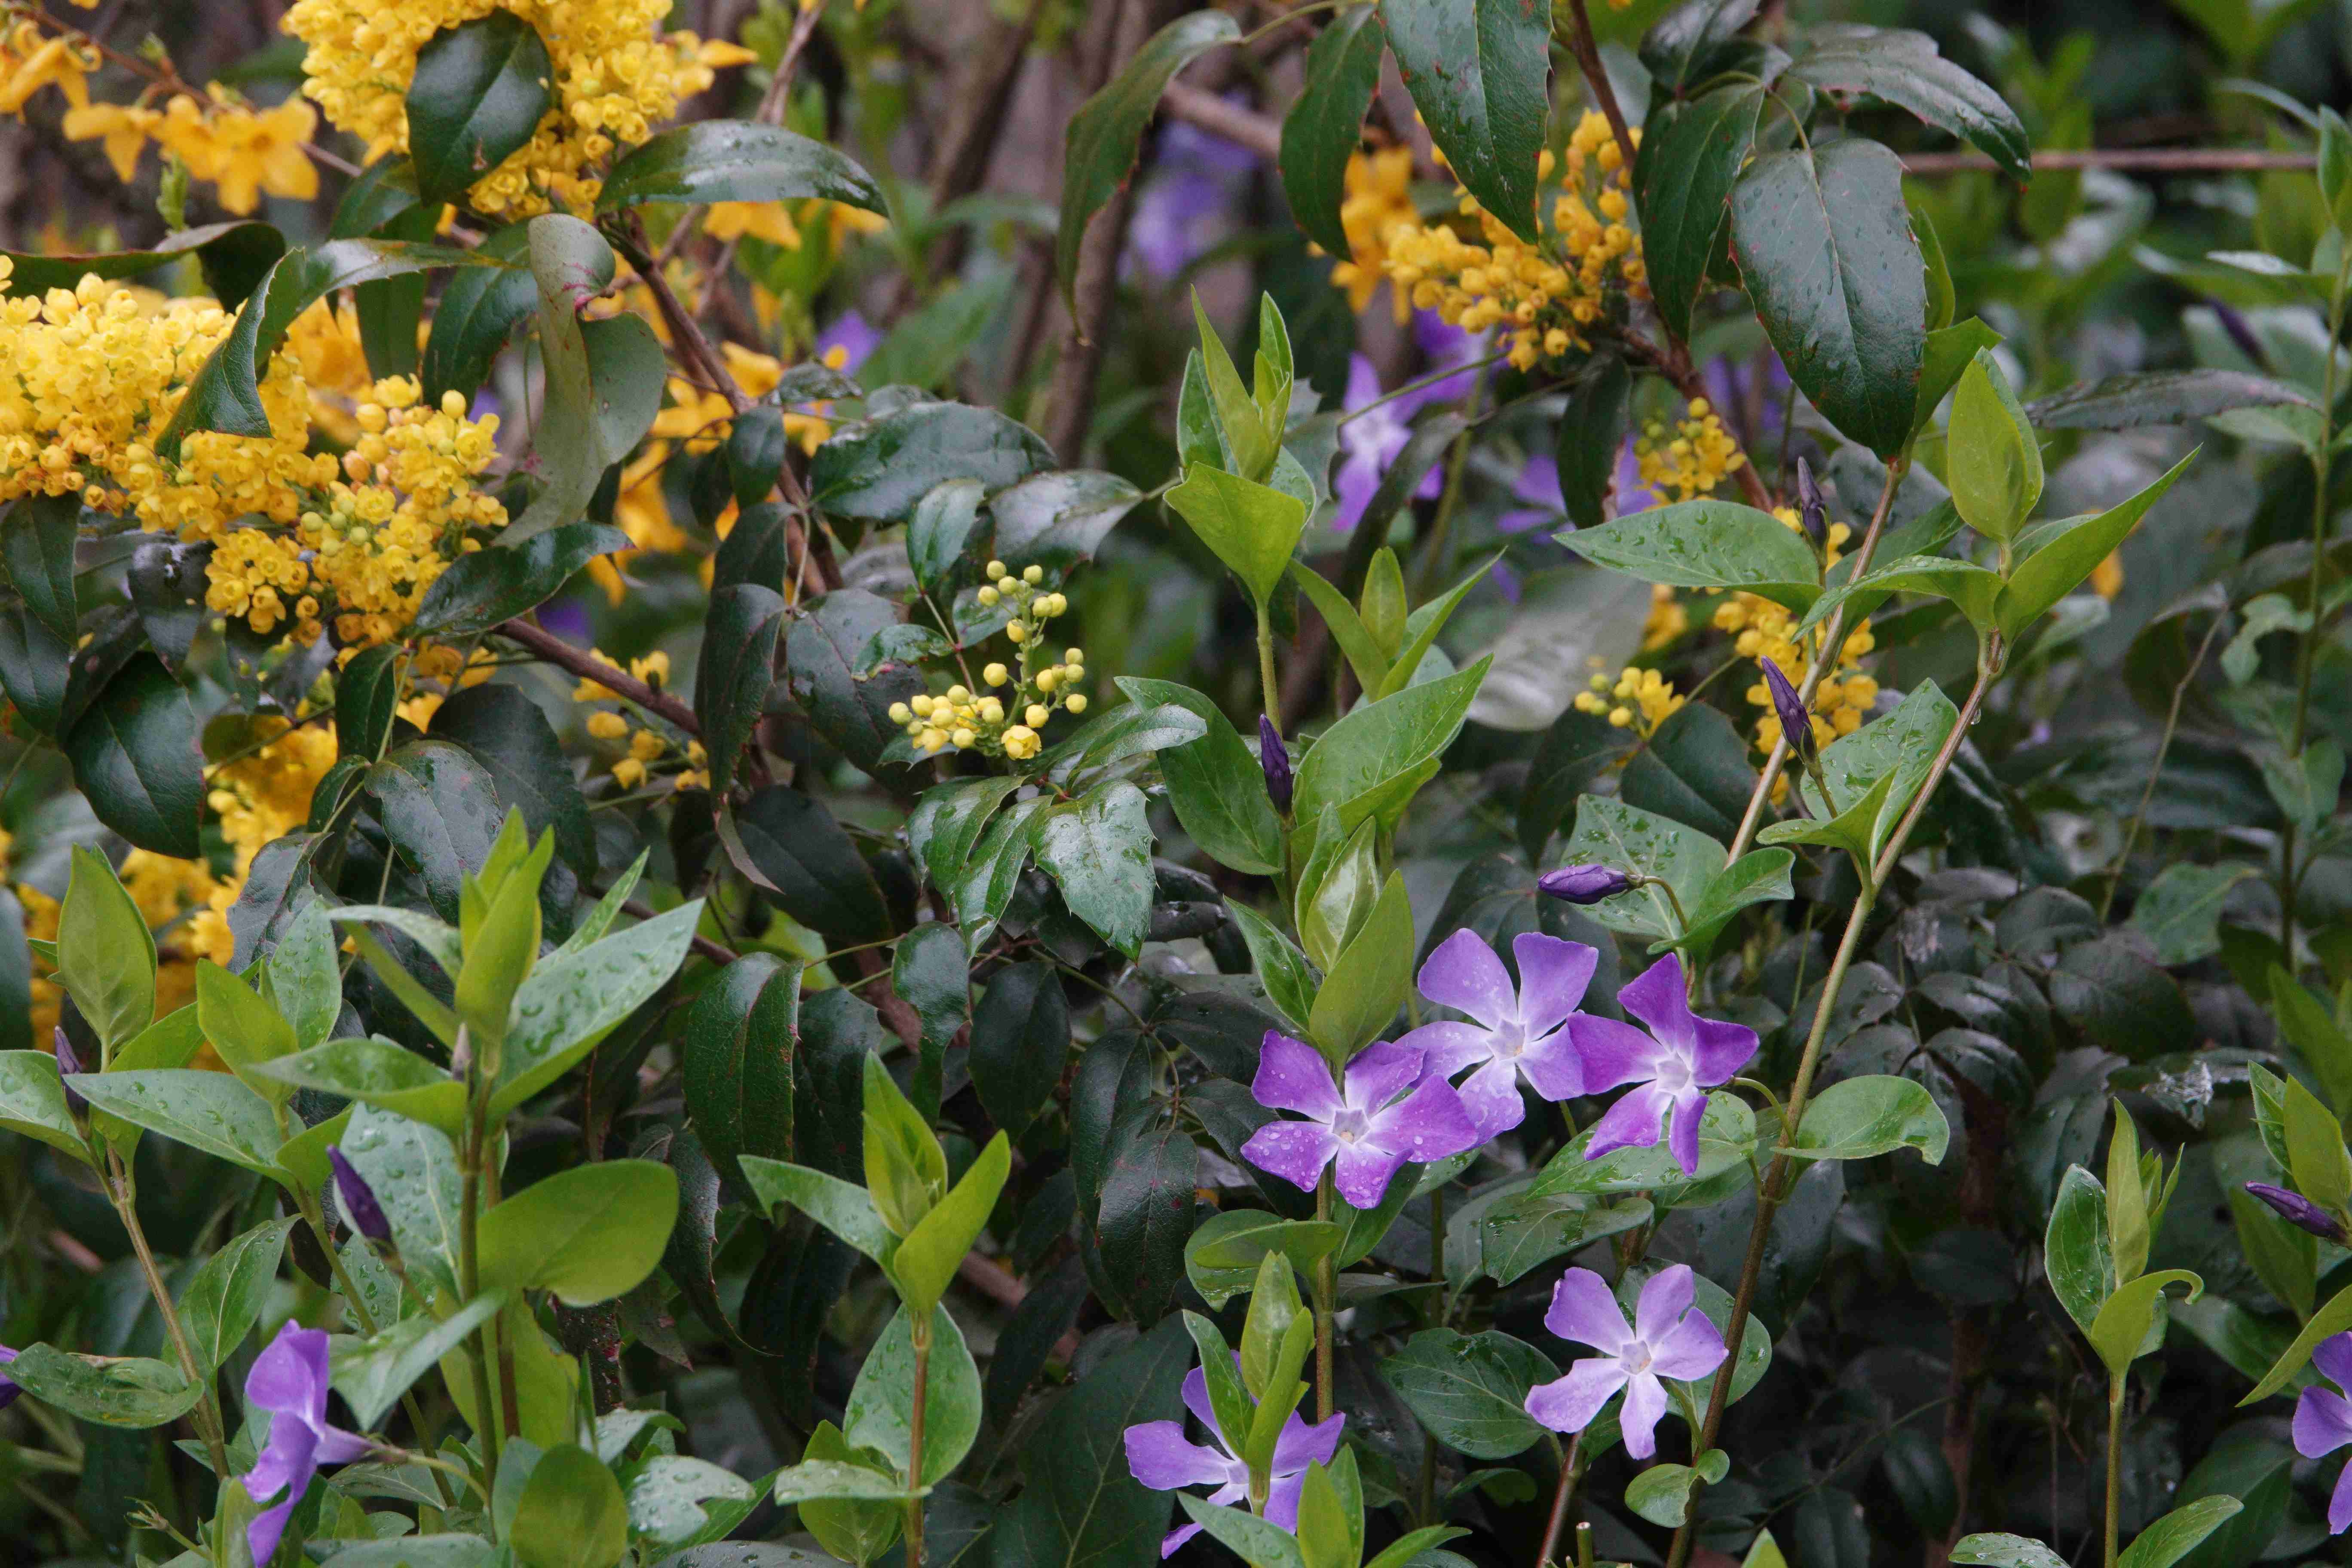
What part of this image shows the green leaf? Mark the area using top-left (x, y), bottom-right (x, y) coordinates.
top-left (895, 1135), bottom-right (1011, 1319)
top-left (1788, 1075), bottom-right (1950, 1164)
top-left (844, 1305), bottom-right (983, 1485)
top-left (1166, 464), bottom-right (1309, 608)
top-left (1531, 1092), bottom-right (1758, 1200)
top-left (1377, 556), bottom-right (1498, 698)
top-left (340, 1104), bottom-right (464, 1292)
top-left (596, 120), bottom-right (886, 215)
top-left (2026, 370), bottom-right (2314, 431)
top-left (509, 1443), bottom-right (629, 1568)
top-left (1948, 351), bottom-right (2043, 542)
top-left (812, 401), bottom-right (1053, 524)
top-left (2131, 864), bottom-right (2258, 966)
top-left (1294, 657), bottom-right (1489, 837)
top-left (1996, 451), bottom-right (2196, 639)
top-left (406, 12), bottom-right (554, 206)
top-left (1560, 795), bottom-right (1723, 943)
top-left (1562, 499), bottom-right (1823, 613)
top-left (1179, 1498), bottom-right (1307, 1568)
top-left (1184, 1210), bottom-right (1347, 1310)
top-left (65, 1069), bottom-right (286, 1181)
top-left (1620, 703), bottom-right (1760, 844)
top-left (65, 655), bottom-right (202, 858)
top-left (1035, 781), bottom-right (1155, 959)
top-left (1759, 680), bottom-right (1960, 869)
top-left (1113, 677), bottom-right (1283, 876)
top-left (477, 1160), bottom-right (679, 1306)
top-left (695, 586), bottom-right (787, 798)
top-left (772, 1457), bottom-right (919, 1505)
top-left (0, 1051), bottom-right (91, 1163)
top-left (969, 963), bottom-right (1069, 1136)
top-left (907, 478), bottom-right (985, 597)
top-left (740, 1157), bottom-right (898, 1265)
top-left (1637, 84), bottom-right (1766, 343)
top-left (2280, 1071), bottom-right (2352, 1215)
top-left (1626, 1460), bottom-right (1726, 1528)
top-left (1731, 138), bottom-right (1926, 458)
top-left (417, 521), bottom-right (628, 636)
top-left (331, 1293), bottom-right (505, 1431)
top-left (784, 589), bottom-right (924, 775)
top-left (2087, 1268), bottom-right (2202, 1375)
top-left (368, 739), bottom-right (505, 922)
top-left (3, 492), bottom-right (78, 648)
top-left (1912, 316), bottom-right (2005, 434)
top-left (1279, 7), bottom-right (1387, 257)
top-left (1093, 1103), bottom-right (1199, 1325)
top-left (681, 953), bottom-right (799, 1197)
top-left (2118, 1498), bottom-right (2245, 1568)
top-left (6, 1345), bottom-right (199, 1429)
top-left (421, 220), bottom-right (537, 402)
top-left (1225, 901), bottom-right (1318, 1033)
top-left (492, 899), bottom-right (701, 1115)
top-left (1951, 1536), bottom-right (2070, 1568)
top-left (2045, 1162), bottom-right (2115, 1336)
top-left (255, 1036), bottom-right (464, 1135)
top-left (1673, 848), bottom-right (1797, 962)
top-left (1786, 27), bottom-right (2031, 179)
top-left (178, 1217), bottom-right (294, 1372)
top-left (56, 845), bottom-right (156, 1051)
top-left (196, 959), bottom-right (299, 1106)
top-left (988, 468), bottom-right (1145, 571)
top-left (1383, 1328), bottom-right (1556, 1460)
top-left (1555, 358), bottom-right (1632, 530)
top-left (432, 682), bottom-right (594, 874)
top-left (0, 220), bottom-right (284, 305)
top-left (1309, 871), bottom-right (1413, 1062)
top-left (1290, 559), bottom-right (1393, 695)
top-left (1057, 10), bottom-right (1241, 305)
top-left (1381, 0), bottom-right (1550, 240)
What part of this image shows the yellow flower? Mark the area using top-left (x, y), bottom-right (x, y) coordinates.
top-left (0, 32), bottom-right (95, 115)
top-left (1636, 399), bottom-right (1746, 502)
top-left (613, 757), bottom-right (647, 789)
top-left (704, 202), bottom-right (802, 248)
top-left (62, 101), bottom-right (153, 183)
top-left (205, 97), bottom-right (320, 214)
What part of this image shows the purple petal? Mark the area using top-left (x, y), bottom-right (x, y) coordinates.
top-left (1332, 455), bottom-right (1381, 533)
top-left (1525, 1360), bottom-right (1627, 1436)
top-left (1125, 1420), bottom-right (1235, 1491)
top-left (1689, 1016), bottom-right (1760, 1087)
top-left (1270, 1409), bottom-right (1346, 1474)
top-left (312, 1425), bottom-right (371, 1466)
top-left (1365, 1077), bottom-right (1482, 1164)
top-left (1418, 928), bottom-right (1518, 1030)
top-left (243, 1412), bottom-right (319, 1505)
top-left (247, 1494), bottom-right (299, 1568)
top-left (1253, 1032), bottom-right (1343, 1121)
top-left (1343, 354), bottom-right (1381, 411)
top-left (1618, 1371), bottom-right (1670, 1460)
top-left (1568, 1015), bottom-right (1663, 1093)
top-left (1396, 1020), bottom-right (1498, 1079)
top-left (1544, 1267), bottom-right (1632, 1354)
top-left (1583, 1081), bottom-right (1674, 1163)
top-left (1650, 1309), bottom-right (1730, 1383)
top-left (1666, 1087), bottom-right (1710, 1176)
top-left (1513, 454), bottom-right (1565, 510)
top-left (245, 1321), bottom-right (330, 1424)
top-left (1241, 1121), bottom-right (1338, 1196)
top-left (1634, 1265), bottom-right (1697, 1348)
top-left (1161, 1522), bottom-right (1205, 1557)
top-left (1180, 1366), bottom-right (1218, 1438)
top-left (1512, 933), bottom-right (1597, 1036)
top-left (1264, 1468), bottom-right (1311, 1531)
top-left (1343, 1039), bottom-right (1427, 1114)
top-left (2315, 1332), bottom-right (2352, 1393)
top-left (1455, 1057), bottom-right (1530, 1138)
top-left (1332, 1140), bottom-right (1412, 1210)
top-left (2333, 1458), bottom-right (2352, 1536)
top-left (2298, 1387), bottom-right (2352, 1461)
top-left (1616, 955), bottom-right (1698, 1057)
top-left (1516, 1028), bottom-right (1585, 1102)
top-left (815, 311), bottom-right (879, 374)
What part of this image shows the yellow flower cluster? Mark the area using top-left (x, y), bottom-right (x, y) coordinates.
top-left (1640, 582), bottom-right (1688, 652)
top-left (1574, 661), bottom-right (1684, 735)
top-left (280, 0), bottom-right (748, 217)
top-left (1378, 112), bottom-right (1645, 371)
top-left (573, 649), bottom-right (707, 791)
top-left (65, 94), bottom-right (319, 214)
top-left (1325, 147), bottom-right (1419, 322)
top-left (890, 563), bottom-right (1088, 763)
top-left (1715, 508), bottom-right (1877, 776)
top-left (1636, 398), bottom-right (1746, 502)
top-left (0, 18), bottom-right (95, 117)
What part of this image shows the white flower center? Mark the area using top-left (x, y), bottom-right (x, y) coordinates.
top-left (1625, 1343), bottom-right (1654, 1378)
top-left (1656, 1054), bottom-right (1695, 1095)
top-left (1332, 1107), bottom-right (1369, 1144)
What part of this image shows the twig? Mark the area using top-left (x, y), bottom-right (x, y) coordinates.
top-left (1160, 80), bottom-right (1281, 160)
top-left (1902, 147), bottom-right (2317, 175)
top-left (494, 618), bottom-right (702, 735)
top-left (693, 1), bottom-right (829, 312)
top-left (623, 898), bottom-right (738, 966)
top-left (2098, 612), bottom-right (2226, 922)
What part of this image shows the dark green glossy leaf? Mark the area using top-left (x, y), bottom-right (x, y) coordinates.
top-left (728, 785), bottom-right (893, 945)
top-left (418, 522), bottom-right (629, 636)
top-left (1280, 7), bottom-right (1387, 257)
top-left (1637, 84), bottom-right (1765, 343)
top-left (430, 682), bottom-right (594, 874)
top-left (597, 120), bottom-right (887, 216)
top-left (969, 961), bottom-right (1069, 1136)
top-left (1381, 0), bottom-right (1550, 240)
top-left (696, 585), bottom-right (785, 796)
top-left (1035, 781), bottom-right (1155, 958)
top-left (3, 492), bottom-right (78, 647)
top-left (406, 12), bottom-right (555, 206)
top-left (66, 655), bottom-right (201, 858)
top-left (1382, 1328), bottom-right (1555, 1460)
top-left (682, 952), bottom-right (799, 1197)
top-left (1787, 27), bottom-right (2030, 181)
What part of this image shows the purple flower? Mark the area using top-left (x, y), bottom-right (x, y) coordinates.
top-left (1538, 864), bottom-right (1633, 906)
top-left (1526, 1265), bottom-right (1727, 1460)
top-left (1398, 930), bottom-right (1596, 1136)
top-left (2248, 1181), bottom-right (2346, 1242)
top-left (1259, 716), bottom-right (1293, 815)
top-left (1609, 435), bottom-right (1661, 520)
top-left (1498, 454), bottom-right (1566, 535)
top-left (815, 310), bottom-right (879, 376)
top-left (1333, 355), bottom-right (1444, 533)
top-left (242, 1321), bottom-right (372, 1566)
top-left (1760, 660), bottom-right (1812, 756)
top-left (1239, 1032), bottom-right (1482, 1209)
top-left (1129, 117), bottom-right (1256, 282)
top-left (0, 1345), bottom-right (19, 1413)
top-left (1124, 1363), bottom-right (1345, 1556)
top-left (329, 1148), bottom-right (392, 1245)
top-left (1568, 954), bottom-right (1758, 1175)
top-left (2296, 1332), bottom-right (2352, 1532)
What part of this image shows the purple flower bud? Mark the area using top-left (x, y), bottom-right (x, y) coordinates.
top-left (2211, 300), bottom-right (2270, 373)
top-left (329, 1148), bottom-right (392, 1246)
top-left (0, 1346), bottom-right (18, 1413)
top-left (1761, 660), bottom-right (1813, 756)
top-left (52, 1028), bottom-right (85, 1118)
top-left (1259, 716), bottom-right (1292, 815)
top-left (1539, 864), bottom-right (1633, 905)
top-left (1795, 456), bottom-right (1828, 546)
top-left (2247, 1181), bottom-right (2346, 1241)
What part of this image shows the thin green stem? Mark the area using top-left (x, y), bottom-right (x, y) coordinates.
top-left (906, 1314), bottom-right (931, 1568)
top-left (1412, 367), bottom-right (1489, 600)
top-left (2104, 1372), bottom-right (2126, 1568)
top-left (1256, 603), bottom-right (1282, 729)
top-left (1313, 1170), bottom-right (1336, 1423)
top-left (1338, 352), bottom-right (1510, 428)
top-left (455, 1032), bottom-right (503, 1505)
top-left (104, 1152), bottom-right (228, 1484)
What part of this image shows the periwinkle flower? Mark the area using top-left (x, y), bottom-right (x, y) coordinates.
top-left (2248, 1181), bottom-right (2347, 1242)
top-left (2296, 1332), bottom-right (2352, 1532)
top-left (1239, 1032), bottom-right (1481, 1210)
top-left (329, 1148), bottom-right (392, 1245)
top-left (1259, 717), bottom-right (1292, 816)
top-left (0, 1345), bottom-right (18, 1413)
top-left (1497, 454), bottom-right (1565, 535)
top-left (1760, 659), bottom-right (1813, 756)
top-left (1398, 930), bottom-right (1596, 1136)
top-left (1124, 1363), bottom-right (1345, 1556)
top-left (1568, 953), bottom-right (1758, 1175)
top-left (815, 310), bottom-right (880, 376)
top-left (1538, 864), bottom-right (1632, 906)
top-left (1526, 1264), bottom-right (1727, 1459)
top-left (242, 1321), bottom-right (372, 1566)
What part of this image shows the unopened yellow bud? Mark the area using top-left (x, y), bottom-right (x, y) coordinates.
top-left (978, 585), bottom-right (1000, 606)
top-left (586, 711), bottom-right (629, 740)
top-left (888, 702), bottom-right (913, 724)
top-left (1037, 668), bottom-right (1059, 693)
top-left (983, 662), bottom-right (1009, 686)
top-left (951, 727), bottom-right (976, 747)
top-left (1065, 693), bottom-right (1087, 714)
top-left (1027, 704), bottom-right (1050, 728)
top-left (946, 684), bottom-right (970, 703)
top-left (986, 560), bottom-right (1007, 579)
top-left (1006, 622), bottom-right (1029, 643)
top-left (1064, 648), bottom-right (1084, 665)
top-left (1023, 565), bottom-right (1044, 585)
top-left (911, 694), bottom-right (937, 717)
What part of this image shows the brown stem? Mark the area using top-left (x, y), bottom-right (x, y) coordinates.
top-left (853, 947), bottom-right (925, 1052)
top-left (1161, 80), bottom-right (1281, 159)
top-left (1556, 0), bottom-right (1637, 199)
top-left (494, 619), bottom-right (702, 735)
top-left (1536, 1436), bottom-right (1583, 1568)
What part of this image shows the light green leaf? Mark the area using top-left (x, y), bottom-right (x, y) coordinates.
top-left (477, 1160), bottom-right (678, 1306)
top-left (1165, 463), bottom-right (1308, 607)
top-left (1788, 1075), bottom-right (1950, 1164)
top-left (1561, 500), bottom-right (1822, 614)
top-left (1996, 451), bottom-right (2196, 639)
top-left (843, 1305), bottom-right (983, 1486)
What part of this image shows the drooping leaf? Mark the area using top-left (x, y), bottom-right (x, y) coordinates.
top-left (1381, 0), bottom-right (1551, 240)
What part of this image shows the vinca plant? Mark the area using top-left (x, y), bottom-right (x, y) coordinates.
top-left (3, 0), bottom-right (2352, 1567)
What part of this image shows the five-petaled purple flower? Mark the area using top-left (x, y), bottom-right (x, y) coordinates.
top-left (1570, 954), bottom-right (1758, 1175)
top-left (1399, 930), bottom-right (1596, 1137)
top-left (1240, 1032), bottom-right (1481, 1210)
top-left (2296, 1331), bottom-right (2352, 1532)
top-left (1124, 1363), bottom-right (1345, 1556)
top-left (1526, 1264), bottom-right (1727, 1460)
top-left (243, 1320), bottom-right (372, 1566)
